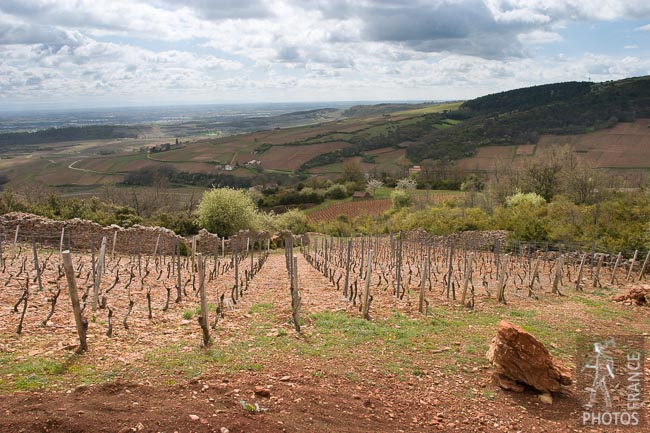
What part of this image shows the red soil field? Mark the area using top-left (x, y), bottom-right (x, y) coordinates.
top-left (308, 199), bottom-right (392, 222)
top-left (537, 118), bottom-right (650, 168)
top-left (257, 142), bottom-right (351, 171)
top-left (515, 144), bottom-right (536, 156)
top-left (456, 146), bottom-right (516, 171)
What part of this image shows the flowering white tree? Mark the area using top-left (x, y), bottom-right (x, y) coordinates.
top-left (396, 177), bottom-right (417, 190)
top-left (366, 178), bottom-right (383, 196)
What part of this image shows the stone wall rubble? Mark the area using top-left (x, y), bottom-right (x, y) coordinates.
top-left (0, 212), bottom-right (276, 256)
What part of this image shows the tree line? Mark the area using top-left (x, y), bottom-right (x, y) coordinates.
top-left (0, 125), bottom-right (141, 151)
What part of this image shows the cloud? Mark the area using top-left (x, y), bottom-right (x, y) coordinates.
top-left (484, 0), bottom-right (650, 22)
top-left (636, 24), bottom-right (650, 31)
top-left (305, 1), bottom-right (533, 59)
top-left (1, 0), bottom-right (650, 108)
top-left (155, 0), bottom-right (273, 20)
top-left (518, 30), bottom-right (563, 44)
top-left (0, 0), bottom-right (210, 41)
top-left (0, 16), bottom-right (85, 49)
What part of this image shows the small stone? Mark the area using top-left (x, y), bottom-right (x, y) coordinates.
top-left (220, 428), bottom-right (230, 433)
top-left (135, 422), bottom-right (144, 431)
top-left (189, 414), bottom-right (200, 421)
top-left (254, 386), bottom-right (271, 398)
top-left (279, 376), bottom-right (291, 381)
top-left (539, 393), bottom-right (553, 405)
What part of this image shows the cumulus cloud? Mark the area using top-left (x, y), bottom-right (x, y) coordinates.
top-left (0, 16), bottom-right (85, 49)
top-left (1, 0), bottom-right (650, 107)
top-left (517, 30), bottom-right (563, 45)
top-left (155, 0), bottom-right (274, 19)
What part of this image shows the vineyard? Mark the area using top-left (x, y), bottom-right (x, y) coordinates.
top-left (307, 199), bottom-right (392, 222)
top-left (303, 231), bottom-right (650, 315)
top-left (1, 224), bottom-right (650, 432)
top-left (307, 192), bottom-right (463, 223)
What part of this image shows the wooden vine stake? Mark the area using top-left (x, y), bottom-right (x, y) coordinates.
top-left (111, 231), bottom-right (118, 260)
top-left (637, 250), bottom-right (650, 282)
top-left (175, 241), bottom-right (182, 303)
top-left (627, 250), bottom-right (638, 282)
top-left (418, 256), bottom-right (429, 313)
top-left (191, 235), bottom-right (197, 271)
top-left (59, 227), bottom-right (65, 255)
top-left (153, 232), bottom-right (161, 256)
top-left (93, 236), bottom-right (107, 310)
top-left (290, 256), bottom-right (301, 333)
top-left (62, 250), bottom-right (88, 354)
top-left (528, 256), bottom-right (540, 299)
top-left (593, 255), bottom-right (604, 288)
top-left (446, 245), bottom-right (454, 299)
top-left (575, 253), bottom-right (586, 291)
top-left (496, 254), bottom-right (508, 304)
top-left (343, 238), bottom-right (351, 298)
top-left (461, 253), bottom-right (474, 307)
top-left (31, 234), bottom-right (43, 292)
top-left (610, 252), bottom-right (622, 285)
top-left (552, 254), bottom-right (563, 295)
top-left (362, 249), bottom-right (373, 319)
top-left (197, 253), bottom-right (211, 347)
top-left (234, 246), bottom-right (239, 302)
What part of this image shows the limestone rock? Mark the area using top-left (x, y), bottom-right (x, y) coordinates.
top-left (486, 320), bottom-right (572, 393)
top-left (254, 386), bottom-right (271, 398)
top-left (492, 373), bottom-right (524, 392)
top-left (538, 393), bottom-right (553, 404)
top-left (612, 285), bottom-right (650, 306)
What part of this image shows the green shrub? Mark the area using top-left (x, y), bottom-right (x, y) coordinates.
top-left (196, 187), bottom-right (259, 236)
top-left (325, 184), bottom-right (348, 199)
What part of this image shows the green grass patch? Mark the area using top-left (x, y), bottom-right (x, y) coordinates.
top-left (248, 303), bottom-right (275, 315)
top-left (144, 343), bottom-right (230, 378)
top-left (508, 309), bottom-right (536, 319)
top-left (0, 354), bottom-right (67, 391)
top-left (393, 102), bottom-right (463, 116)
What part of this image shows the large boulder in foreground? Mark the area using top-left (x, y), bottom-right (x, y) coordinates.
top-left (486, 320), bottom-right (572, 393)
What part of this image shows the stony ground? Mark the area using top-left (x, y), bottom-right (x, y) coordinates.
top-left (1, 249), bottom-right (649, 432)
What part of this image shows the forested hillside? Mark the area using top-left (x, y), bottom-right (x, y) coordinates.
top-left (406, 76), bottom-right (650, 162)
top-left (0, 125), bottom-right (142, 151)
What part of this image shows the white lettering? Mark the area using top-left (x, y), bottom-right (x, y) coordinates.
top-left (582, 411), bottom-right (641, 426)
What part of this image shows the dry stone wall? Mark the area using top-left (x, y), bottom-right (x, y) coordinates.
top-left (405, 228), bottom-right (509, 250)
top-left (1, 212), bottom-right (506, 256)
top-left (0, 213), bottom-right (275, 256)
top-left (0, 212), bottom-right (190, 255)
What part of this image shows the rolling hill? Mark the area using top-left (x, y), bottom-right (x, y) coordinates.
top-left (406, 75), bottom-right (650, 163)
top-left (1, 76), bottom-right (649, 193)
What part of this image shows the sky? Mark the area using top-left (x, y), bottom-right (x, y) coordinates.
top-left (1, 0), bottom-right (650, 110)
